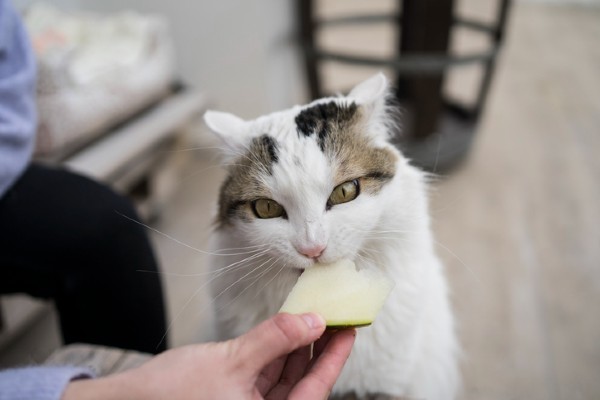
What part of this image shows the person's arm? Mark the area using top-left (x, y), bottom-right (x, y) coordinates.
top-left (0, 0), bottom-right (37, 198)
top-left (62, 313), bottom-right (355, 400)
top-left (0, 366), bottom-right (93, 400)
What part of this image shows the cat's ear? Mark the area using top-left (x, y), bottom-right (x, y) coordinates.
top-left (204, 110), bottom-right (251, 158)
top-left (348, 73), bottom-right (388, 105)
top-left (348, 73), bottom-right (397, 142)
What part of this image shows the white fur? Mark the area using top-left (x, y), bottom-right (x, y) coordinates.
top-left (205, 74), bottom-right (459, 399)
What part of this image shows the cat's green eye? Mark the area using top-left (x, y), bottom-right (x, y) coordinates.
top-left (252, 198), bottom-right (285, 219)
top-left (328, 179), bottom-right (359, 207)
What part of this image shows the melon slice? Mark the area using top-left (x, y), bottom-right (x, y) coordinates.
top-left (279, 259), bottom-right (394, 328)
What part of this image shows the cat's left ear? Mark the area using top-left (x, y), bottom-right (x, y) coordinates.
top-left (348, 73), bottom-right (395, 142)
top-left (204, 110), bottom-right (252, 159)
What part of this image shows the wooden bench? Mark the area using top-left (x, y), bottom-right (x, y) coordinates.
top-left (44, 344), bottom-right (151, 376)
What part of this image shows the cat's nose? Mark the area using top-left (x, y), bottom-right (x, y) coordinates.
top-left (296, 244), bottom-right (326, 259)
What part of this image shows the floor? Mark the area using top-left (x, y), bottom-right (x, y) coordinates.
top-left (430, 3), bottom-right (600, 399)
top-left (2, 1), bottom-right (599, 399)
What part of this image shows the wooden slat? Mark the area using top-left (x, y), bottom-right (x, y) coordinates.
top-left (110, 352), bottom-right (152, 374)
top-left (0, 296), bottom-right (52, 353)
top-left (45, 344), bottom-right (130, 376)
top-left (64, 90), bottom-right (208, 183)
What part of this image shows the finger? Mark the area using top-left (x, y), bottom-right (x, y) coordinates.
top-left (233, 313), bottom-right (325, 374)
top-left (288, 329), bottom-right (356, 400)
top-left (307, 329), bottom-right (340, 373)
top-left (265, 344), bottom-right (312, 399)
top-left (312, 330), bottom-right (335, 359)
top-left (255, 354), bottom-right (286, 396)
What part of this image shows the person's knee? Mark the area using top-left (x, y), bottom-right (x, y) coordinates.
top-left (58, 171), bottom-right (153, 268)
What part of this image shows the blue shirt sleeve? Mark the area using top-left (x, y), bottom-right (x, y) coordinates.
top-left (0, 0), bottom-right (37, 198)
top-left (0, 366), bottom-right (95, 400)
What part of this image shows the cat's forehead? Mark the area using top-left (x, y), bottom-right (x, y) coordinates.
top-left (241, 99), bottom-right (394, 188)
top-left (240, 99), bottom-right (356, 197)
top-left (245, 98), bottom-right (395, 181)
top-left (216, 98), bottom-right (397, 225)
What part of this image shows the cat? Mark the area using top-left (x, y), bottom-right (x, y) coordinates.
top-left (203, 73), bottom-right (459, 399)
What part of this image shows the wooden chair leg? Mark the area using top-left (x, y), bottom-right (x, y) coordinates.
top-left (297, 0), bottom-right (322, 100)
top-left (397, 0), bottom-right (454, 140)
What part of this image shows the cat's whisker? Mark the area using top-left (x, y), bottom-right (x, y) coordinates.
top-left (359, 234), bottom-right (483, 285)
top-left (360, 246), bottom-right (383, 259)
top-left (343, 223), bottom-right (423, 236)
top-left (251, 261), bottom-right (288, 301)
top-left (115, 212), bottom-right (226, 256)
top-left (215, 258), bottom-right (280, 312)
top-left (423, 171), bottom-right (445, 185)
top-left (330, 240), bottom-right (377, 266)
top-left (363, 235), bottom-right (411, 241)
top-left (143, 249), bottom-right (272, 282)
top-left (354, 251), bottom-right (372, 265)
top-left (231, 257), bottom-right (276, 286)
top-left (209, 248), bottom-right (270, 257)
top-left (365, 229), bottom-right (414, 234)
top-left (144, 249), bottom-right (271, 279)
top-left (136, 269), bottom-right (216, 278)
top-left (154, 252), bottom-right (272, 348)
top-left (208, 249), bottom-right (271, 275)
top-left (210, 243), bottom-right (271, 256)
top-left (210, 249), bottom-right (269, 257)
top-left (211, 242), bottom-right (270, 251)
top-left (433, 239), bottom-right (483, 285)
top-left (210, 256), bottom-right (275, 306)
top-left (117, 211), bottom-right (274, 258)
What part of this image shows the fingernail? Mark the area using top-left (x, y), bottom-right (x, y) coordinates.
top-left (301, 313), bottom-right (325, 329)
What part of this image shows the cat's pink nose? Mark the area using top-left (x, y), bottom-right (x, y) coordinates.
top-left (297, 244), bottom-right (326, 259)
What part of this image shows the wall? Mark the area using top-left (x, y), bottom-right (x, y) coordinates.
top-left (15, 0), bottom-right (307, 119)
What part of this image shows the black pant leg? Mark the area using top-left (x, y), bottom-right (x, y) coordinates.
top-left (0, 164), bottom-right (167, 353)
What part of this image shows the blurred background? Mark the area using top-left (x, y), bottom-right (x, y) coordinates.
top-left (1, 0), bottom-right (599, 398)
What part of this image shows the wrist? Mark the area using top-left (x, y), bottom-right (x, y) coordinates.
top-left (61, 370), bottom-right (146, 400)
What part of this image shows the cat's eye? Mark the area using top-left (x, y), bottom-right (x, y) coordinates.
top-left (328, 179), bottom-right (359, 208)
top-left (252, 198), bottom-right (285, 219)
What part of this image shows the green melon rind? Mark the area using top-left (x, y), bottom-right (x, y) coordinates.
top-left (326, 322), bottom-right (372, 329)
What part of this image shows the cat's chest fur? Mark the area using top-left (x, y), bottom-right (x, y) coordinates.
top-left (205, 73), bottom-right (459, 399)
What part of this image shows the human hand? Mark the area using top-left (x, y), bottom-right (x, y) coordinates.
top-left (62, 313), bottom-right (355, 400)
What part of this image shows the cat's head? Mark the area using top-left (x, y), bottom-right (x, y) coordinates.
top-left (205, 73), bottom-right (407, 270)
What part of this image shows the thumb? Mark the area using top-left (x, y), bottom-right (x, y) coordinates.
top-left (232, 313), bottom-right (325, 373)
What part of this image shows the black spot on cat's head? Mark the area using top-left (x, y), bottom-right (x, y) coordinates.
top-left (261, 134), bottom-right (279, 164)
top-left (251, 134), bottom-right (279, 173)
top-left (295, 101), bottom-right (358, 150)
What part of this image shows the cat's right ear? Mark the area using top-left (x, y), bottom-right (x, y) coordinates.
top-left (204, 110), bottom-right (249, 158)
top-left (348, 72), bottom-right (388, 105)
